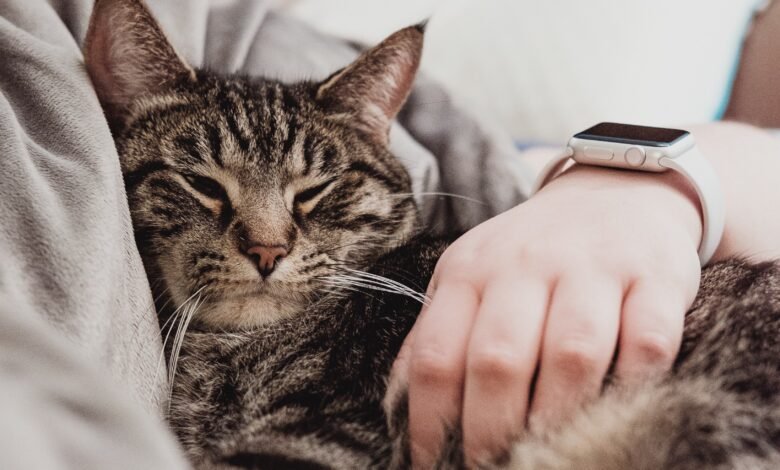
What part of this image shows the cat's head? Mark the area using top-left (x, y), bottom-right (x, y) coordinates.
top-left (84, 0), bottom-right (423, 328)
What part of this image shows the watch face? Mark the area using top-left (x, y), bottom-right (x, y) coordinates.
top-left (574, 122), bottom-right (689, 147)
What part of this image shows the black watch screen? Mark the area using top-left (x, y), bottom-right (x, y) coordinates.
top-left (574, 122), bottom-right (689, 147)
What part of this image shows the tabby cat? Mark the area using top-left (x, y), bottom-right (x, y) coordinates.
top-left (85, 0), bottom-right (780, 468)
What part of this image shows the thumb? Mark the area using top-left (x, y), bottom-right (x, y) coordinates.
top-left (383, 279), bottom-right (437, 412)
top-left (383, 315), bottom-right (417, 414)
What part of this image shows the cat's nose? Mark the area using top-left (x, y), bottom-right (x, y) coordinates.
top-left (246, 245), bottom-right (288, 278)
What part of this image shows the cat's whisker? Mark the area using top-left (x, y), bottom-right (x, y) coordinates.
top-left (167, 290), bottom-right (207, 408)
top-left (152, 283), bottom-right (177, 317)
top-left (310, 254), bottom-right (428, 295)
top-left (153, 286), bottom-right (171, 306)
top-left (391, 191), bottom-right (487, 205)
top-left (323, 269), bottom-right (430, 306)
top-left (155, 286), bottom-right (207, 402)
top-left (342, 268), bottom-right (428, 297)
top-left (323, 278), bottom-right (426, 306)
top-left (321, 232), bottom-right (410, 256)
top-left (329, 259), bottom-right (426, 290)
top-left (154, 311), bottom-right (182, 396)
top-left (159, 286), bottom-right (204, 350)
top-left (319, 281), bottom-right (383, 304)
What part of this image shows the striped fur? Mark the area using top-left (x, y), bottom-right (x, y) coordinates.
top-left (85, 1), bottom-right (780, 469)
top-left (118, 73), bottom-right (419, 329)
top-left (83, 0), bottom-right (423, 331)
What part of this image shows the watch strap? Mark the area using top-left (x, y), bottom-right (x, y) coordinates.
top-left (659, 146), bottom-right (724, 266)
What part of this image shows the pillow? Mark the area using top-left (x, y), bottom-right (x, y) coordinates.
top-left (284, 0), bottom-right (765, 142)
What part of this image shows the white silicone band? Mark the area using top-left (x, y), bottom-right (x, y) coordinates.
top-left (531, 145), bottom-right (724, 266)
top-left (658, 146), bottom-right (724, 266)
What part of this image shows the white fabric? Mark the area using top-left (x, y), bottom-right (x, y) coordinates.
top-left (285, 0), bottom-right (766, 142)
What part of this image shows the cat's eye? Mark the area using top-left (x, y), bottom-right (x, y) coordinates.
top-left (295, 180), bottom-right (334, 205)
top-left (292, 179), bottom-right (335, 215)
top-left (184, 174), bottom-right (227, 200)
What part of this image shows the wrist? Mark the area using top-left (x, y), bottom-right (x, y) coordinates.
top-left (539, 164), bottom-right (703, 249)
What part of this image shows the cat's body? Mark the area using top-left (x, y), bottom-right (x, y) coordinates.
top-left (171, 241), bottom-right (780, 470)
top-left (83, 1), bottom-right (780, 468)
top-left (170, 236), bottom-right (445, 469)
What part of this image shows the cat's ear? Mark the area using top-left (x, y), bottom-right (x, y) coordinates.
top-left (316, 24), bottom-right (425, 144)
top-left (84, 0), bottom-right (196, 125)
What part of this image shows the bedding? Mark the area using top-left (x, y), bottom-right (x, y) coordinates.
top-left (287, 0), bottom-right (767, 142)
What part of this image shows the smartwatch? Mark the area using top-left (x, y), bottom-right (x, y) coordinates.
top-left (531, 122), bottom-right (725, 266)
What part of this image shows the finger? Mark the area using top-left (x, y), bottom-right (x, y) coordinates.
top-left (614, 280), bottom-right (686, 387)
top-left (462, 275), bottom-right (550, 465)
top-left (385, 280), bottom-right (438, 408)
top-left (385, 308), bottom-right (423, 412)
top-left (408, 281), bottom-right (479, 469)
top-left (528, 275), bottom-right (622, 432)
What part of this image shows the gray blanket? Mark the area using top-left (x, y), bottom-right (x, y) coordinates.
top-left (0, 0), bottom-right (528, 467)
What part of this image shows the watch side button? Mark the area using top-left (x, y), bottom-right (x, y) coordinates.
top-left (583, 146), bottom-right (614, 160)
top-left (624, 147), bottom-right (646, 167)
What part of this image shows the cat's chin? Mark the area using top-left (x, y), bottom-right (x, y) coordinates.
top-left (194, 295), bottom-right (306, 330)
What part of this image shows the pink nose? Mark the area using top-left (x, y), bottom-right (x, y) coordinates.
top-left (246, 245), bottom-right (288, 277)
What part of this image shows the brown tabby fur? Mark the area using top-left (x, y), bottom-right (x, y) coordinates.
top-left (85, 0), bottom-right (780, 468)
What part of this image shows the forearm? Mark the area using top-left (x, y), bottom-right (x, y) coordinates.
top-left (686, 122), bottom-right (780, 262)
top-left (523, 122), bottom-right (780, 263)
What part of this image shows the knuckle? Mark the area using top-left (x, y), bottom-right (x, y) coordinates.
top-left (549, 339), bottom-right (605, 383)
top-left (520, 243), bottom-right (568, 269)
top-left (468, 348), bottom-right (527, 383)
top-left (438, 249), bottom-right (478, 276)
top-left (642, 251), bottom-right (699, 284)
top-left (410, 348), bottom-right (461, 386)
top-left (516, 243), bottom-right (544, 263)
top-left (626, 264), bottom-right (655, 282)
top-left (630, 332), bottom-right (677, 367)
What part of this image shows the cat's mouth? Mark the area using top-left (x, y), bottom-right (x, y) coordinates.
top-left (185, 276), bottom-right (324, 329)
top-left (173, 251), bottom-right (342, 328)
top-left (193, 288), bottom-right (313, 329)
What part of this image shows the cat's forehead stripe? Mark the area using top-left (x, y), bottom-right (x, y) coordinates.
top-left (281, 115), bottom-right (298, 157)
top-left (222, 101), bottom-right (252, 154)
top-left (174, 134), bottom-right (206, 166)
top-left (302, 132), bottom-right (317, 175)
top-left (207, 123), bottom-right (224, 168)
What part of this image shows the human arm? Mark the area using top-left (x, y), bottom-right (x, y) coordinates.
top-left (519, 122), bottom-right (780, 263)
top-left (387, 121), bottom-right (780, 467)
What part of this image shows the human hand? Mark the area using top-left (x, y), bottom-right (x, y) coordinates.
top-left (386, 164), bottom-right (703, 468)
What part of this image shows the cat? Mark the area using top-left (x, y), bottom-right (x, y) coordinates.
top-left (85, 0), bottom-right (780, 469)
